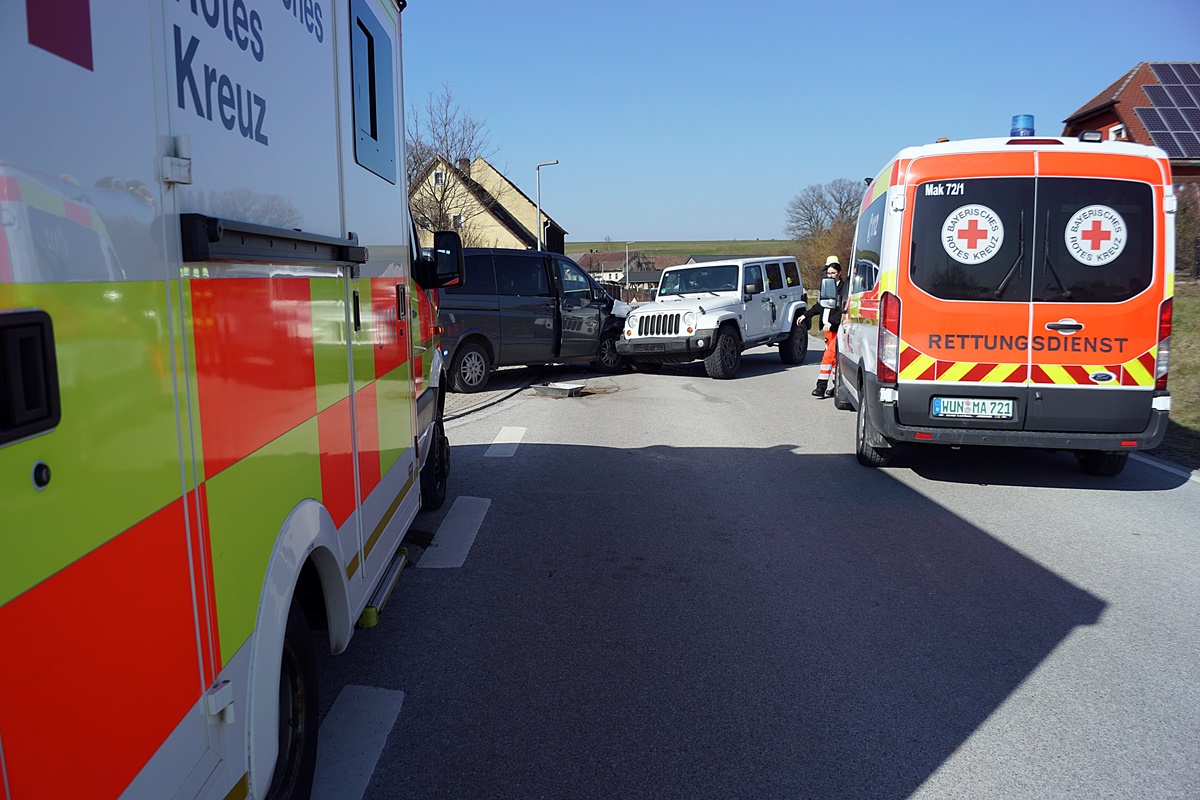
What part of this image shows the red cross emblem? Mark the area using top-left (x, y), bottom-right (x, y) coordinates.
top-left (1080, 220), bottom-right (1112, 251)
top-left (956, 219), bottom-right (990, 250)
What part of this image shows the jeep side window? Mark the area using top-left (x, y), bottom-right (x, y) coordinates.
top-left (743, 264), bottom-right (763, 292)
top-left (765, 263), bottom-right (783, 291)
top-left (783, 262), bottom-right (801, 288)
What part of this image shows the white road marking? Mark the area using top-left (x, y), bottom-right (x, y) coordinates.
top-left (312, 685), bottom-right (404, 800)
top-left (1131, 452), bottom-right (1200, 483)
top-left (417, 496), bottom-right (491, 569)
top-left (485, 426), bottom-right (526, 457)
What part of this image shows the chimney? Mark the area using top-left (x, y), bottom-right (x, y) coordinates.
top-left (457, 158), bottom-right (470, 177)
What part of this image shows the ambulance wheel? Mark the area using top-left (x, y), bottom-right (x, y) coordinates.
top-left (779, 319), bottom-right (808, 365)
top-left (592, 330), bottom-right (625, 373)
top-left (1076, 450), bottom-right (1128, 477)
top-left (450, 342), bottom-right (490, 393)
top-left (420, 419), bottom-right (450, 510)
top-left (704, 326), bottom-right (741, 379)
top-left (855, 396), bottom-right (892, 468)
top-left (833, 360), bottom-right (853, 411)
top-left (265, 601), bottom-right (319, 800)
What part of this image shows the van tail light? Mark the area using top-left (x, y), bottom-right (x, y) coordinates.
top-left (1156, 298), bottom-right (1172, 391)
top-left (878, 291), bottom-right (901, 386)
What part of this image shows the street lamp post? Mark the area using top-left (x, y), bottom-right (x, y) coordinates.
top-left (535, 160), bottom-right (558, 251)
top-left (625, 241), bottom-right (634, 291)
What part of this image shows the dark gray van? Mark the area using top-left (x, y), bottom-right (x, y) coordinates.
top-left (439, 248), bottom-right (628, 392)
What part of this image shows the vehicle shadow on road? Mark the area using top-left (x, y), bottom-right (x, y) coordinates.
top-left (371, 441), bottom-right (1107, 800)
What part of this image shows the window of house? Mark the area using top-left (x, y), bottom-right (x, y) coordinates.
top-left (451, 213), bottom-right (463, 229)
top-left (1109, 124), bottom-right (1127, 141)
top-left (434, 170), bottom-right (446, 187)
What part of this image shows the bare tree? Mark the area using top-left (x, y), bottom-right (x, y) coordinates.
top-left (406, 83), bottom-right (508, 246)
top-left (784, 184), bottom-right (830, 240)
top-left (784, 179), bottom-right (865, 288)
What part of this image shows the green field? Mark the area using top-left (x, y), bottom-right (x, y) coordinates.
top-left (567, 240), bottom-right (797, 257)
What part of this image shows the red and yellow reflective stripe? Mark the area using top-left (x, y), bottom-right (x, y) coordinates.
top-left (898, 340), bottom-right (1157, 386)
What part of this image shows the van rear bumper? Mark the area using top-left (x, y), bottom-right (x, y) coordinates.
top-left (867, 380), bottom-right (1170, 451)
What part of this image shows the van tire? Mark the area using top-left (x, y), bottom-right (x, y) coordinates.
top-left (779, 319), bottom-right (808, 365)
top-left (591, 330), bottom-right (624, 373)
top-left (1076, 450), bottom-right (1129, 477)
top-left (450, 342), bottom-right (490, 393)
top-left (704, 326), bottom-right (741, 379)
top-left (265, 601), bottom-right (319, 800)
top-left (833, 360), bottom-right (853, 410)
top-left (855, 396), bottom-right (892, 468)
top-left (420, 419), bottom-right (450, 510)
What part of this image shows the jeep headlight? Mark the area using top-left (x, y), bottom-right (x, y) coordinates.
top-left (624, 316), bottom-right (636, 336)
top-left (683, 311), bottom-right (696, 327)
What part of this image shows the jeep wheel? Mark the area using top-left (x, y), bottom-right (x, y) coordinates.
top-left (855, 395), bottom-right (892, 468)
top-left (591, 330), bottom-right (624, 373)
top-left (704, 326), bottom-right (741, 379)
top-left (779, 318), bottom-right (808, 365)
top-left (1076, 450), bottom-right (1128, 477)
top-left (450, 342), bottom-right (490, 393)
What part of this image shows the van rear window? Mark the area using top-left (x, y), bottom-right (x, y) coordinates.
top-left (910, 177), bottom-right (1154, 303)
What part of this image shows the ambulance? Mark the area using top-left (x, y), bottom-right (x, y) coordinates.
top-left (834, 130), bottom-right (1174, 476)
top-left (1, 1), bottom-right (462, 798)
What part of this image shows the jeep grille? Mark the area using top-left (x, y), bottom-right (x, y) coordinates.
top-left (635, 312), bottom-right (681, 337)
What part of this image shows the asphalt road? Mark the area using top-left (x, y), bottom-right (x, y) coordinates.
top-left (313, 350), bottom-right (1200, 800)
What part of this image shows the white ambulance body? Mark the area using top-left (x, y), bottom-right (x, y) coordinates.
top-left (1, 1), bottom-right (461, 798)
top-left (835, 134), bottom-right (1174, 476)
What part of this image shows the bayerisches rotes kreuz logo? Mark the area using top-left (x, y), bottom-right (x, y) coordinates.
top-left (941, 204), bottom-right (1004, 264)
top-left (1064, 205), bottom-right (1127, 266)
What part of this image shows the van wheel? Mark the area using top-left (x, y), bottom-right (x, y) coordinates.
top-left (591, 330), bottom-right (624, 373)
top-left (704, 326), bottom-right (741, 379)
top-left (833, 359), bottom-right (853, 410)
top-left (855, 396), bottom-right (892, 468)
top-left (779, 319), bottom-right (808, 365)
top-left (450, 342), bottom-right (490, 393)
top-left (420, 419), bottom-right (450, 510)
top-left (1076, 450), bottom-right (1129, 477)
top-left (265, 601), bottom-right (318, 800)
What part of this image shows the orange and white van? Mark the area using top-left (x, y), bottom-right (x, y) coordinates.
top-left (835, 133), bottom-right (1174, 476)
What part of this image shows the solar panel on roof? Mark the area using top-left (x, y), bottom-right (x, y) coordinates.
top-left (1167, 85), bottom-right (1198, 108)
top-left (1162, 107), bottom-right (1189, 130)
top-left (1182, 107), bottom-right (1200, 131)
top-left (1149, 131), bottom-right (1185, 158)
top-left (1177, 131), bottom-right (1200, 158)
top-left (1145, 84), bottom-right (1172, 106)
top-left (1178, 63), bottom-right (1200, 85)
top-left (1136, 107), bottom-right (1168, 131)
top-left (1152, 63), bottom-right (1182, 84)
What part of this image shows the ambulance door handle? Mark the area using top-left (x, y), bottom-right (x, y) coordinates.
top-left (0, 310), bottom-right (61, 448)
top-left (1045, 319), bottom-right (1083, 333)
top-left (352, 289), bottom-right (361, 332)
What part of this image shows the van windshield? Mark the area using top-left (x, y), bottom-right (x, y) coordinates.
top-left (909, 177), bottom-right (1153, 303)
top-left (658, 265), bottom-right (739, 296)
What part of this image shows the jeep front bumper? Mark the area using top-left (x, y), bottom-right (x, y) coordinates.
top-left (616, 333), bottom-right (716, 358)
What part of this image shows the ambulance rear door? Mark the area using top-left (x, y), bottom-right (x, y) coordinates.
top-left (1023, 150), bottom-right (1165, 433)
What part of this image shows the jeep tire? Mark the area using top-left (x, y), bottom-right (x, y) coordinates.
top-left (704, 326), bottom-right (741, 379)
top-left (779, 318), bottom-right (808, 365)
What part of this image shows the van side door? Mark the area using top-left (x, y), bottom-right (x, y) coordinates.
top-left (494, 252), bottom-right (556, 365)
top-left (555, 256), bottom-right (604, 359)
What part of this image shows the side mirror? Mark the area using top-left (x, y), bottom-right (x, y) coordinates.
top-left (415, 230), bottom-right (465, 290)
top-left (744, 278), bottom-right (764, 297)
top-left (819, 276), bottom-right (838, 308)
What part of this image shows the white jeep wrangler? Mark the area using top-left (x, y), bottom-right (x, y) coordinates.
top-left (616, 257), bottom-right (809, 379)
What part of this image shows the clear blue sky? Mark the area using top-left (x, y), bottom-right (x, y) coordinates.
top-left (401, 0), bottom-right (1199, 244)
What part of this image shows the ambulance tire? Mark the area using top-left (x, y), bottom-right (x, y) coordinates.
top-left (832, 360), bottom-right (853, 411)
top-left (779, 319), bottom-right (808, 365)
top-left (704, 325), bottom-right (741, 379)
top-left (855, 395), bottom-right (893, 468)
top-left (1076, 450), bottom-right (1129, 477)
top-left (420, 419), bottom-right (450, 510)
top-left (266, 601), bottom-right (319, 800)
top-left (450, 342), bottom-right (490, 393)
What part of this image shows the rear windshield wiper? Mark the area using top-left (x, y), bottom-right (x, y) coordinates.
top-left (993, 210), bottom-right (1024, 299)
top-left (1040, 212), bottom-right (1072, 301)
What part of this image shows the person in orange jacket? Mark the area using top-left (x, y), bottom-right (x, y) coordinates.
top-left (805, 255), bottom-right (845, 397)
